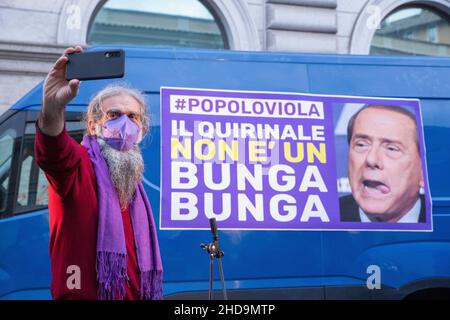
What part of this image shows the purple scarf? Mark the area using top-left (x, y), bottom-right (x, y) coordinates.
top-left (81, 135), bottom-right (163, 300)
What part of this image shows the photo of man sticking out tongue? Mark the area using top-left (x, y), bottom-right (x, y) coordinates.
top-left (339, 105), bottom-right (425, 223)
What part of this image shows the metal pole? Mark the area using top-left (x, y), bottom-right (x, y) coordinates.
top-left (208, 252), bottom-right (214, 300)
top-left (217, 257), bottom-right (228, 300)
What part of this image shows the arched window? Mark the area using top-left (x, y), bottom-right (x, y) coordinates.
top-left (88, 0), bottom-right (227, 49)
top-left (370, 6), bottom-right (450, 56)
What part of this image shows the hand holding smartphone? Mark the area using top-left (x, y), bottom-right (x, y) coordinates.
top-left (65, 49), bottom-right (125, 81)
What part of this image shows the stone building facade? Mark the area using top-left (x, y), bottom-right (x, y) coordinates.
top-left (1, 0), bottom-right (450, 114)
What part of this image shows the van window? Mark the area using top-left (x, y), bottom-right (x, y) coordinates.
top-left (13, 120), bottom-right (84, 215)
top-left (0, 111), bottom-right (25, 218)
top-left (0, 129), bottom-right (16, 212)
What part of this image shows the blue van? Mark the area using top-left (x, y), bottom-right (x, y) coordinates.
top-left (0, 46), bottom-right (449, 299)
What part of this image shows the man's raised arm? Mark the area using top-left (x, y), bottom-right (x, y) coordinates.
top-left (38, 46), bottom-right (83, 136)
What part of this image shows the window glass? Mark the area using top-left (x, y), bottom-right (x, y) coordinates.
top-left (13, 120), bottom-right (84, 215)
top-left (370, 6), bottom-right (450, 56)
top-left (36, 169), bottom-right (48, 206)
top-left (0, 129), bottom-right (16, 212)
top-left (17, 156), bottom-right (32, 206)
top-left (0, 111), bottom-right (24, 217)
top-left (88, 0), bottom-right (227, 49)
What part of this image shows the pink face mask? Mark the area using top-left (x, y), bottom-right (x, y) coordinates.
top-left (101, 114), bottom-right (140, 151)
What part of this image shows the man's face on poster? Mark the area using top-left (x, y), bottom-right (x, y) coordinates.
top-left (348, 107), bottom-right (424, 222)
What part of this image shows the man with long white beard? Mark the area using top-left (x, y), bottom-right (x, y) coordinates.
top-left (34, 46), bottom-right (163, 300)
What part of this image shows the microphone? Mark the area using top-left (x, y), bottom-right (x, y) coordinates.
top-left (201, 217), bottom-right (227, 300)
top-left (208, 218), bottom-right (223, 259)
top-left (209, 218), bottom-right (218, 242)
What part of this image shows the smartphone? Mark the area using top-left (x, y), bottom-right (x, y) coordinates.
top-left (65, 49), bottom-right (125, 81)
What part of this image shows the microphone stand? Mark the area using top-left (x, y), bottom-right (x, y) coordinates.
top-left (200, 218), bottom-right (228, 300)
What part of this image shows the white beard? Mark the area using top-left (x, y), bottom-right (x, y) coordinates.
top-left (98, 138), bottom-right (144, 209)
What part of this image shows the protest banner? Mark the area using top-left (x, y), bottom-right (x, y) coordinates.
top-left (160, 87), bottom-right (432, 231)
